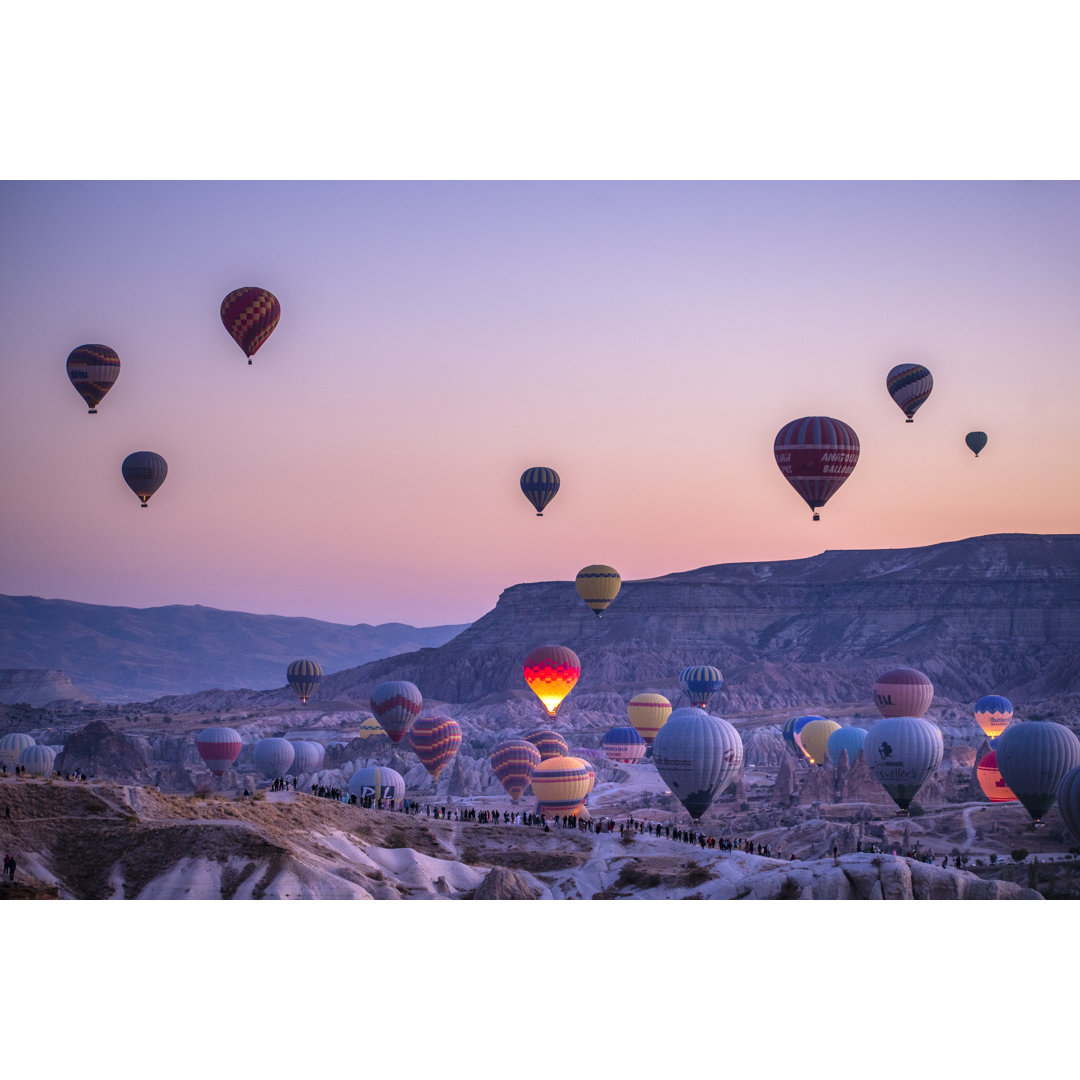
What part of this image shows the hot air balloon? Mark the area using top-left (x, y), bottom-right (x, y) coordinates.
top-left (678, 665), bottom-right (723, 708)
top-left (491, 739), bottom-right (542, 803)
top-left (410, 715), bottom-right (462, 780)
top-left (286, 659), bottom-right (322, 703)
top-left (356, 716), bottom-right (384, 739)
top-left (196, 727), bottom-right (243, 777)
top-left (873, 668), bottom-right (933, 718)
top-left (788, 715), bottom-right (826, 761)
top-left (121, 451), bottom-right (168, 507)
top-left (0, 733), bottom-right (35, 769)
top-left (965, 431), bottom-right (988, 457)
top-left (520, 467), bottom-right (560, 516)
top-left (976, 751), bottom-right (1017, 803)
top-left (523, 645), bottom-right (580, 718)
top-left (601, 726), bottom-right (647, 764)
top-left (799, 719), bottom-right (841, 766)
top-left (886, 363), bottom-right (933, 422)
top-left (524, 729), bottom-right (570, 760)
top-left (530, 756), bottom-right (591, 817)
top-left (253, 738), bottom-right (295, 779)
top-left (220, 286), bottom-right (281, 364)
top-left (993, 720), bottom-right (1080, 825)
top-left (575, 565), bottom-right (621, 617)
top-left (66, 344), bottom-right (120, 414)
top-left (18, 745), bottom-right (56, 777)
top-left (652, 707), bottom-right (743, 821)
top-left (289, 740), bottom-right (324, 776)
top-left (627, 693), bottom-right (672, 745)
top-left (826, 726), bottom-right (867, 765)
top-left (974, 695), bottom-right (1013, 740)
top-left (347, 765), bottom-right (405, 805)
top-left (865, 715), bottom-right (943, 814)
top-left (1057, 765), bottom-right (1080, 844)
top-left (773, 416), bottom-right (860, 521)
top-left (369, 680), bottom-right (423, 744)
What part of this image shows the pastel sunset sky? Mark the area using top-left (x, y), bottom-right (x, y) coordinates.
top-left (2, 180), bottom-right (1078, 625)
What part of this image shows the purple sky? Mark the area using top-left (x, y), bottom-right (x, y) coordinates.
top-left (2, 181), bottom-right (1078, 625)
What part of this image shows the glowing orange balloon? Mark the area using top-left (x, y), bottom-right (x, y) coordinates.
top-left (523, 645), bottom-right (580, 718)
top-left (976, 751), bottom-right (1017, 803)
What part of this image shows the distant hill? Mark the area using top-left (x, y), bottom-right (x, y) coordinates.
top-left (0, 669), bottom-right (98, 708)
top-left (244, 532), bottom-right (1080, 714)
top-left (0, 596), bottom-right (469, 703)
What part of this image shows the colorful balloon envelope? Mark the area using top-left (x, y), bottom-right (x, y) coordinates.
top-left (865, 715), bottom-right (943, 813)
top-left (976, 751), bottom-right (1017, 803)
top-left (965, 431), bottom-right (988, 458)
top-left (253, 737), bottom-right (295, 778)
top-left (196, 726), bottom-right (243, 777)
top-left (799, 719), bottom-right (841, 766)
top-left (1057, 765), bottom-right (1080, 844)
top-left (886, 363), bottom-right (933, 422)
top-left (491, 739), bottom-right (542, 803)
top-left (627, 692), bottom-right (672, 745)
top-left (66, 344), bottom-right (120, 413)
top-left (773, 416), bottom-right (859, 521)
top-left (653, 708), bottom-right (743, 820)
top-left (678, 665), bottom-right (723, 708)
top-left (524, 729), bottom-right (570, 760)
top-left (575, 565), bottom-right (622, 617)
top-left (974, 695), bottom-right (1013, 740)
top-left (601, 725), bottom-right (646, 764)
top-left (0, 733), bottom-right (35, 769)
top-left (789, 715), bottom-right (826, 760)
top-left (873, 668), bottom-right (934, 718)
top-left (369, 680), bottom-right (423, 743)
top-left (410, 715), bottom-right (463, 780)
top-left (220, 286), bottom-right (281, 364)
top-left (520, 466), bottom-right (560, 516)
top-left (347, 765), bottom-right (405, 804)
top-left (286, 659), bottom-right (322, 703)
top-left (531, 756), bottom-right (591, 817)
top-left (993, 720), bottom-right (1080, 824)
top-left (523, 645), bottom-right (580, 718)
top-left (289, 740), bottom-right (324, 775)
top-left (121, 451), bottom-right (168, 507)
top-left (826, 726), bottom-right (867, 765)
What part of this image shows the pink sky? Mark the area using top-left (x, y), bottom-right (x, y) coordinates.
top-left (2, 181), bottom-right (1078, 625)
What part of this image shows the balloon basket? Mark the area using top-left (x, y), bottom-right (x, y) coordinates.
top-left (88, 408), bottom-right (97, 414)
top-left (248, 358), bottom-right (253, 365)
top-left (812, 512), bottom-right (820, 521)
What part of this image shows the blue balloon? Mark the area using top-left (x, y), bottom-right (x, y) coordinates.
top-left (652, 707), bottom-right (743, 820)
top-left (678, 665), bottom-right (724, 707)
top-left (826, 726), bottom-right (867, 765)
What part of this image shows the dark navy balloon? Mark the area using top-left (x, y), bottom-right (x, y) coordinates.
top-left (994, 720), bottom-right (1080, 824)
top-left (520, 467), bottom-right (560, 516)
top-left (965, 431), bottom-right (988, 457)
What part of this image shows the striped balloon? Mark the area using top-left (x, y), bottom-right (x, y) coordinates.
top-left (575, 564), bottom-right (622, 617)
top-left (886, 363), bottom-right (933, 422)
top-left (18, 745), bottom-right (56, 776)
top-left (347, 765), bottom-right (405, 804)
top-left (874, 668), bottom-right (934, 718)
top-left (491, 739), bottom-right (542, 803)
top-left (523, 645), bottom-right (580, 718)
top-left (220, 286), bottom-right (281, 363)
top-left (253, 738), bottom-right (295, 778)
top-left (826, 726), bottom-right (867, 765)
top-left (0, 733), bottom-right (35, 769)
top-left (369, 680), bottom-right (423, 743)
top-left (652, 708), bottom-right (743, 821)
top-left (531, 756), bottom-right (591, 817)
top-left (289, 740), bottom-right (324, 775)
top-left (286, 659), bottom-right (322, 703)
top-left (799, 719), bottom-right (841, 766)
top-left (976, 751), bottom-right (1017, 803)
top-left (66, 344), bottom-right (120, 413)
top-left (520, 467), bottom-right (560, 516)
top-left (865, 715), bottom-right (943, 813)
top-left (974, 695), bottom-right (1013, 740)
top-left (121, 451), bottom-right (168, 507)
top-left (524, 729), bottom-right (570, 761)
top-left (601, 725), bottom-right (646, 764)
top-left (627, 692), bottom-right (671, 745)
top-left (678, 665), bottom-right (723, 708)
top-left (789, 715), bottom-right (824, 760)
top-left (994, 720), bottom-right (1080, 824)
top-left (410, 715), bottom-right (463, 780)
top-left (1057, 765), bottom-right (1080, 844)
top-left (196, 727), bottom-right (243, 777)
top-left (773, 416), bottom-right (860, 520)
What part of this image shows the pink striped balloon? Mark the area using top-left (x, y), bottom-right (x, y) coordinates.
top-left (196, 727), bottom-right (243, 776)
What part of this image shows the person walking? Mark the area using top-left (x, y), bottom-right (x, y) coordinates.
top-left (7, 855), bottom-right (15, 881)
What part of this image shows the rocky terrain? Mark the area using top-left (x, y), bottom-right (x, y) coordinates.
top-left (0, 668), bottom-right (97, 708)
top-left (0, 595), bottom-right (469, 702)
